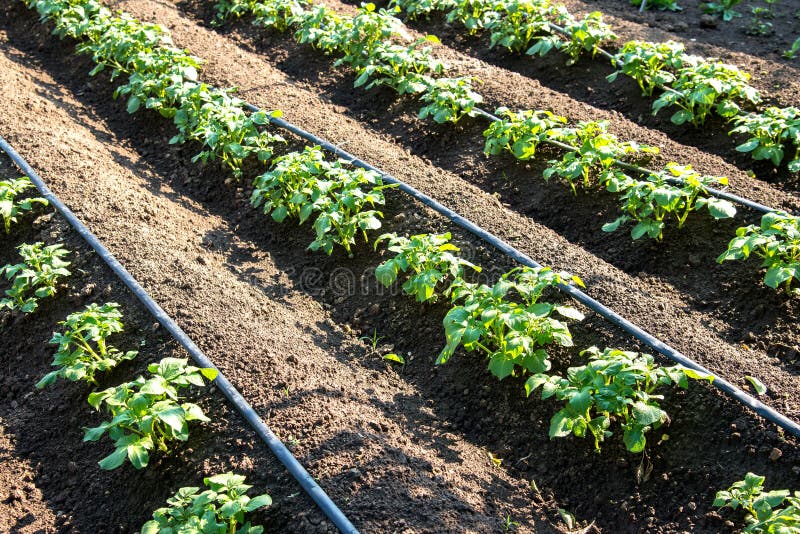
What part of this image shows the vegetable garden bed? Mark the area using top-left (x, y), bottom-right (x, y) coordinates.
top-left (0, 0), bottom-right (798, 531)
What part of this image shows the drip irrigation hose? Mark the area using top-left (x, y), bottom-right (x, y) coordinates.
top-left (469, 107), bottom-right (780, 215)
top-left (243, 102), bottom-right (800, 439)
top-left (0, 134), bottom-right (359, 534)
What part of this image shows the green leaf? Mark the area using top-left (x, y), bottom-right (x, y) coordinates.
top-left (245, 494), bottom-right (273, 512)
top-left (157, 407), bottom-right (187, 432)
top-left (382, 353), bottom-right (405, 365)
top-left (374, 261), bottom-right (398, 287)
top-left (706, 198), bottom-right (737, 219)
top-left (623, 426), bottom-right (646, 452)
top-left (200, 367), bottom-right (218, 381)
top-left (764, 266), bottom-right (793, 288)
top-left (127, 96), bottom-right (141, 114)
top-left (488, 355), bottom-right (515, 380)
top-left (549, 410), bottom-right (574, 438)
top-left (671, 109), bottom-right (694, 125)
top-left (632, 401), bottom-right (665, 426)
top-left (736, 139), bottom-right (760, 153)
top-left (127, 443), bottom-right (149, 469)
top-left (745, 376), bottom-right (767, 395)
top-left (98, 447), bottom-right (129, 470)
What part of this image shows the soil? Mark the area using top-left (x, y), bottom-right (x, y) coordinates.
top-left (0, 0), bottom-right (798, 532)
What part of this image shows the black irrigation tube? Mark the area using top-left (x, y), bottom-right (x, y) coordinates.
top-left (244, 102), bottom-right (800, 439)
top-left (0, 134), bottom-right (359, 534)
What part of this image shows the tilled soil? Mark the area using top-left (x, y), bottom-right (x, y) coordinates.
top-left (0, 0), bottom-right (799, 532)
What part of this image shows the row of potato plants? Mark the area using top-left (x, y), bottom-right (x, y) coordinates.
top-left (1, 181), bottom-right (271, 529)
top-left (385, 0), bottom-right (800, 174)
top-left (25, 0), bottom-right (756, 460)
top-left (21, 0), bottom-right (799, 529)
top-left (214, 0), bottom-right (800, 295)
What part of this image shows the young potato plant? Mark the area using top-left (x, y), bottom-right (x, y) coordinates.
top-left (113, 46), bottom-right (203, 119)
top-left (0, 177), bottom-right (48, 233)
top-left (544, 120), bottom-right (658, 193)
top-left (374, 232), bottom-right (481, 302)
top-left (310, 165), bottom-right (390, 255)
top-left (701, 0), bottom-right (743, 22)
top-left (0, 242), bottom-right (71, 314)
top-left (555, 10), bottom-right (617, 66)
top-left (652, 61), bottom-right (760, 126)
top-left (730, 107), bottom-right (800, 171)
top-left (250, 146), bottom-right (392, 255)
top-left (607, 40), bottom-right (695, 97)
top-left (485, 0), bottom-right (557, 54)
top-left (602, 163), bottom-right (736, 240)
top-left (439, 267), bottom-right (585, 382)
top-left (714, 473), bottom-right (799, 533)
top-left (483, 107), bottom-right (567, 160)
top-left (169, 87), bottom-right (285, 177)
top-left (390, 0), bottom-right (457, 20)
top-left (354, 38), bottom-right (445, 96)
top-left (142, 473), bottom-right (272, 534)
top-left (630, 0), bottom-right (682, 11)
top-left (526, 347), bottom-right (712, 452)
top-left (445, 0), bottom-right (497, 33)
top-left (36, 303), bottom-right (138, 389)
top-left (419, 76), bottom-right (484, 123)
top-left (718, 211), bottom-right (800, 295)
top-left (784, 37), bottom-right (800, 60)
top-left (84, 358), bottom-right (218, 470)
top-left (216, 0), bottom-right (307, 31)
top-left (331, 3), bottom-right (408, 70)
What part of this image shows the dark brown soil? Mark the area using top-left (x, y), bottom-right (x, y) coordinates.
top-left (0, 0), bottom-right (798, 532)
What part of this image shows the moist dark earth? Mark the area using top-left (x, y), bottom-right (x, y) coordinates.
top-left (0, 0), bottom-right (798, 532)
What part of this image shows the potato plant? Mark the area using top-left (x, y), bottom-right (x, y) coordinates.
top-left (142, 473), bottom-right (272, 534)
top-left (355, 38), bottom-right (445, 96)
top-left (602, 163), bottom-right (736, 241)
top-left (730, 107), bottom-right (800, 171)
top-left (419, 77), bottom-right (484, 124)
top-left (652, 61), bottom-right (760, 126)
top-left (0, 242), bottom-right (71, 313)
top-left (544, 119), bottom-right (658, 193)
top-left (84, 358), bottom-right (218, 469)
top-left (718, 211), bottom-right (800, 295)
top-left (483, 107), bottom-right (567, 160)
top-left (554, 10), bottom-right (616, 66)
top-left (607, 40), bottom-right (694, 97)
top-left (374, 232), bottom-right (481, 302)
top-left (0, 177), bottom-right (48, 233)
top-left (36, 302), bottom-right (138, 388)
top-left (215, 0), bottom-right (307, 31)
top-left (630, 0), bottom-right (682, 11)
top-left (439, 267), bottom-right (584, 382)
top-left (526, 347), bottom-right (711, 452)
top-left (250, 146), bottom-right (391, 255)
top-left (701, 0), bottom-right (743, 21)
top-left (484, 0), bottom-right (557, 54)
top-left (714, 473), bottom-right (800, 533)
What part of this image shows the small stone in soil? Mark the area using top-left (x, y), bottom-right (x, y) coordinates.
top-left (700, 14), bottom-right (718, 28)
top-left (769, 448), bottom-right (782, 461)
